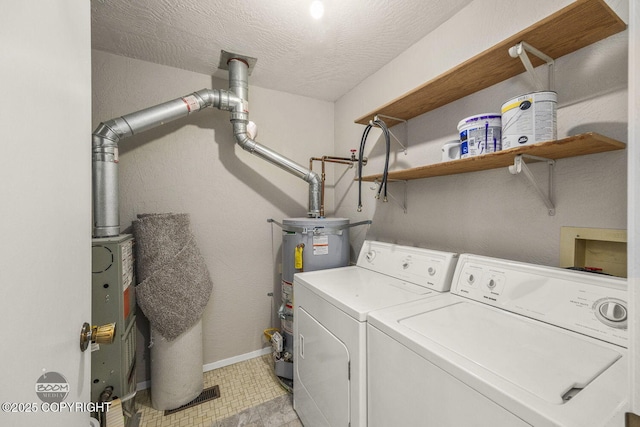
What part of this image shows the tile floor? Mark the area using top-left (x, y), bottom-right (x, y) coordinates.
top-left (136, 354), bottom-right (301, 427)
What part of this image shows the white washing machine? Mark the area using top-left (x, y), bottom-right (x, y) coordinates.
top-left (368, 254), bottom-right (629, 427)
top-left (293, 240), bottom-right (459, 427)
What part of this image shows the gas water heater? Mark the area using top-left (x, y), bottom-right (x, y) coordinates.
top-left (275, 217), bottom-right (351, 380)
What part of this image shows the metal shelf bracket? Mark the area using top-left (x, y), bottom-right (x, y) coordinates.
top-left (373, 114), bottom-right (408, 154)
top-left (509, 154), bottom-right (555, 215)
top-left (371, 179), bottom-right (407, 213)
top-left (508, 41), bottom-right (555, 92)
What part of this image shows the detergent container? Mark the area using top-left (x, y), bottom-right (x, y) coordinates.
top-left (458, 113), bottom-right (502, 158)
top-left (501, 91), bottom-right (557, 149)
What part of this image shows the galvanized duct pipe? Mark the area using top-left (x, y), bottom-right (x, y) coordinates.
top-left (227, 59), bottom-right (322, 219)
top-left (92, 55), bottom-right (321, 238)
top-left (92, 89), bottom-right (225, 238)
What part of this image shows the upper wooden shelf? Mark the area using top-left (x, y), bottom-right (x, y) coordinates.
top-left (359, 133), bottom-right (625, 182)
top-left (354, 0), bottom-right (626, 126)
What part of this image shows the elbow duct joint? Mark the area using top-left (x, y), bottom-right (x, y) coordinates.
top-left (92, 54), bottom-right (322, 237)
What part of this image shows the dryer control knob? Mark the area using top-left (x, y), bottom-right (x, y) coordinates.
top-left (365, 250), bottom-right (376, 262)
top-left (428, 267), bottom-right (436, 276)
top-left (594, 298), bottom-right (627, 329)
top-left (599, 301), bottom-right (627, 323)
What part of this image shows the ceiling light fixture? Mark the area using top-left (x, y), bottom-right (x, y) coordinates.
top-left (310, 0), bottom-right (324, 20)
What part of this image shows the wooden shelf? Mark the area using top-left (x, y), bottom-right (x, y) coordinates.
top-left (359, 133), bottom-right (625, 182)
top-left (354, 0), bottom-right (626, 126)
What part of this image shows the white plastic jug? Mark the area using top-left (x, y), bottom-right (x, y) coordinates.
top-left (441, 141), bottom-right (461, 162)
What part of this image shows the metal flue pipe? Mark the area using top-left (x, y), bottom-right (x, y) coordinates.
top-left (92, 53), bottom-right (322, 238)
top-left (91, 89), bottom-right (227, 237)
top-left (226, 58), bottom-right (322, 219)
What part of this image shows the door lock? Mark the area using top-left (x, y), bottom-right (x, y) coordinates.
top-left (80, 322), bottom-right (116, 352)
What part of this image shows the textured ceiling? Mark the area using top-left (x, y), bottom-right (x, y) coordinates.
top-left (91, 0), bottom-right (473, 102)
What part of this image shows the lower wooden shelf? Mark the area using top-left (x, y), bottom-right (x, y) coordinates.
top-left (358, 132), bottom-right (625, 182)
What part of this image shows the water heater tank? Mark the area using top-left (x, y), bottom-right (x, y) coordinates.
top-left (277, 217), bottom-right (350, 380)
top-left (282, 217), bottom-right (350, 282)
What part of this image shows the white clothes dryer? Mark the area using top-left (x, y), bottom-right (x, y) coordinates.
top-left (368, 254), bottom-right (628, 427)
top-left (293, 240), bottom-right (458, 427)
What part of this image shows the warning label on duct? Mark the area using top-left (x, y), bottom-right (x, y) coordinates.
top-left (313, 235), bottom-right (329, 255)
top-left (182, 95), bottom-right (200, 113)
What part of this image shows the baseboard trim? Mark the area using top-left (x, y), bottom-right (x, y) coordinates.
top-left (202, 347), bottom-right (272, 373)
top-left (136, 346), bottom-right (272, 391)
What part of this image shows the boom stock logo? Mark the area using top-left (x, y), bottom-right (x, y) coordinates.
top-left (35, 372), bottom-right (69, 403)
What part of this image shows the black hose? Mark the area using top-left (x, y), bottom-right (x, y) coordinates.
top-left (357, 124), bottom-right (373, 211)
top-left (373, 119), bottom-right (391, 201)
top-left (357, 117), bottom-right (392, 210)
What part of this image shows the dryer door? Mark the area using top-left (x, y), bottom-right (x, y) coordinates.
top-left (295, 307), bottom-right (350, 427)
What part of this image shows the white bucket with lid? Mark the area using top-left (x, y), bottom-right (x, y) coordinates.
top-left (457, 113), bottom-right (502, 158)
top-left (501, 91), bottom-right (557, 149)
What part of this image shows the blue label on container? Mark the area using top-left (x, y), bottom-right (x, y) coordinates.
top-left (460, 141), bottom-right (469, 156)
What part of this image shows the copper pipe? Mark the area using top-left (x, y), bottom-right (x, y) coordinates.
top-left (309, 154), bottom-right (366, 217)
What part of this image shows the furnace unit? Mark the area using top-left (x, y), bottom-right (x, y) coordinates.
top-left (91, 234), bottom-right (138, 426)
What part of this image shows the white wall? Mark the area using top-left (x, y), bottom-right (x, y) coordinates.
top-left (91, 51), bottom-right (335, 380)
top-left (335, 0), bottom-right (629, 266)
top-left (628, 0), bottom-right (640, 413)
top-left (0, 2), bottom-right (92, 426)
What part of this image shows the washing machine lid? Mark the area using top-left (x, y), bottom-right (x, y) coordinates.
top-left (294, 266), bottom-right (436, 321)
top-left (397, 300), bottom-right (623, 405)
